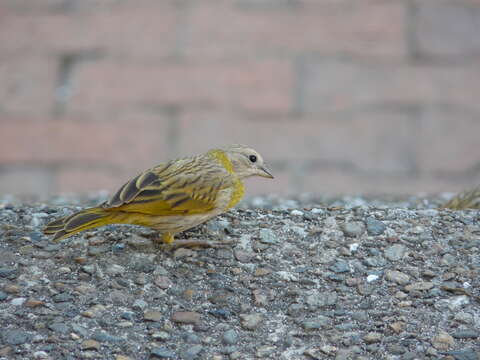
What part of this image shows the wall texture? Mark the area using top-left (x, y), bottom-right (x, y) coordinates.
top-left (1, 0), bottom-right (480, 198)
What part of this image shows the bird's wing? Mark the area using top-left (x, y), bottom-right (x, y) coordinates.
top-left (104, 159), bottom-right (234, 215)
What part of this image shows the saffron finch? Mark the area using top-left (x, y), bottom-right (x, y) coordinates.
top-left (44, 144), bottom-right (273, 246)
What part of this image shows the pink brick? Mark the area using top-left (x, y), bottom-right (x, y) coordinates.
top-left (415, 1), bottom-right (480, 58)
top-left (184, 0), bottom-right (407, 59)
top-left (0, 166), bottom-right (52, 199)
top-left (0, 56), bottom-right (56, 115)
top-left (70, 60), bottom-right (293, 115)
top-left (178, 109), bottom-right (417, 174)
top-left (0, 114), bottom-right (169, 172)
top-left (417, 107), bottom-right (480, 173)
top-left (56, 167), bottom-right (120, 194)
top-left (303, 61), bottom-right (480, 114)
top-left (302, 168), bottom-right (480, 196)
top-left (0, 2), bottom-right (178, 59)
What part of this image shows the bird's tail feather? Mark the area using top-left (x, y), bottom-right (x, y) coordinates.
top-left (44, 207), bottom-right (115, 242)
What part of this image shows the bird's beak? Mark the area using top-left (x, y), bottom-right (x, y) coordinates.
top-left (258, 165), bottom-right (274, 179)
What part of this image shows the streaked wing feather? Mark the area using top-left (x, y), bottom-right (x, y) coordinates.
top-left (105, 157), bottom-right (233, 216)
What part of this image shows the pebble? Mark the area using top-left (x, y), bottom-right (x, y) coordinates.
top-left (0, 267), bottom-right (17, 279)
top-left (302, 316), bottom-right (331, 330)
top-left (405, 281), bottom-right (434, 292)
top-left (431, 332), bottom-right (454, 350)
top-left (0, 290), bottom-right (7, 300)
top-left (222, 329), bottom-right (238, 345)
top-left (154, 276), bottom-right (172, 289)
top-left (305, 291), bottom-right (337, 310)
top-left (171, 311), bottom-right (201, 325)
top-left (384, 244), bottom-right (407, 261)
top-left (451, 330), bottom-right (479, 339)
top-left (385, 270), bottom-right (410, 285)
top-left (126, 234), bottom-right (153, 249)
top-left (151, 347), bottom-right (175, 359)
top-left (2, 329), bottom-right (32, 345)
top-left (363, 332), bottom-right (382, 344)
top-left (10, 297), bottom-right (26, 306)
top-left (132, 299), bottom-right (148, 311)
top-left (342, 221), bottom-right (365, 237)
top-left (444, 348), bottom-right (479, 360)
top-left (290, 209), bottom-right (303, 216)
top-left (366, 274), bottom-right (379, 282)
top-left (240, 313), bottom-right (263, 330)
top-left (259, 229), bottom-right (278, 244)
top-left (48, 322), bottom-right (70, 334)
top-left (92, 331), bottom-right (123, 343)
top-left (81, 339), bottom-right (101, 351)
top-left (365, 217), bottom-right (386, 236)
top-left (329, 260), bottom-right (350, 273)
top-left (144, 310), bottom-right (163, 322)
top-left (180, 344), bottom-right (203, 360)
top-left (454, 312), bottom-right (473, 324)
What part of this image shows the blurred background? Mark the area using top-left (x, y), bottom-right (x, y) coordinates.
top-left (1, 0), bottom-right (479, 199)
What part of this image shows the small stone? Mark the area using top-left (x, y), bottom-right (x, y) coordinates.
top-left (259, 229), bottom-right (278, 244)
top-left (366, 274), bottom-right (379, 283)
top-left (180, 344), bottom-right (203, 360)
top-left (342, 222), bottom-right (365, 237)
top-left (254, 265), bottom-right (272, 276)
top-left (0, 267), bottom-right (17, 279)
top-left (432, 332), bottom-right (454, 351)
top-left (405, 282), bottom-right (434, 292)
top-left (451, 330), bottom-right (479, 339)
top-left (52, 292), bottom-right (72, 302)
top-left (290, 209), bottom-right (303, 216)
top-left (152, 331), bottom-right (171, 341)
top-left (222, 329), bottom-right (238, 345)
top-left (0, 346), bottom-right (12, 357)
top-left (329, 260), bottom-right (350, 273)
top-left (115, 356), bottom-right (131, 360)
top-left (126, 234), bottom-right (153, 249)
top-left (389, 321), bottom-right (405, 334)
top-left (48, 322), bottom-right (70, 334)
top-left (25, 299), bottom-right (44, 308)
top-left (305, 291), bottom-right (337, 310)
top-left (0, 291), bottom-right (7, 300)
top-left (252, 289), bottom-right (268, 306)
top-left (302, 316), bottom-right (331, 330)
top-left (144, 310), bottom-right (163, 322)
top-left (363, 332), bottom-right (382, 344)
top-left (240, 313), bottom-right (263, 330)
top-left (2, 329), bottom-right (32, 345)
top-left (366, 218), bottom-right (386, 236)
top-left (10, 297), bottom-right (26, 306)
top-left (256, 345), bottom-right (275, 357)
top-left (385, 270), bottom-right (410, 285)
top-left (82, 340), bottom-right (101, 351)
top-left (454, 312), bottom-right (473, 324)
top-left (132, 299), bottom-right (148, 311)
top-left (384, 244), bottom-right (407, 261)
top-left (173, 248), bottom-right (196, 259)
top-left (91, 331), bottom-right (123, 343)
top-left (171, 311), bottom-right (201, 325)
top-left (32, 351), bottom-right (50, 359)
top-left (4, 283), bottom-right (20, 294)
top-left (320, 345), bottom-right (337, 354)
top-left (444, 348), bottom-right (479, 360)
top-left (154, 276), bottom-right (172, 289)
top-left (151, 347), bottom-right (175, 359)
top-left (105, 264), bottom-right (125, 276)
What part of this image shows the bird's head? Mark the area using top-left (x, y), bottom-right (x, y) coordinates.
top-left (221, 144), bottom-right (274, 180)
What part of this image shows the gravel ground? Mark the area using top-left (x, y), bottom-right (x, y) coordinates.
top-left (0, 194), bottom-right (479, 360)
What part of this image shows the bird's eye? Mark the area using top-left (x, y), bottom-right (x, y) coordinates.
top-left (249, 155), bottom-right (257, 163)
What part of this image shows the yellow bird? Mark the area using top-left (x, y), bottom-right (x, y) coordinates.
top-left (44, 144), bottom-right (273, 246)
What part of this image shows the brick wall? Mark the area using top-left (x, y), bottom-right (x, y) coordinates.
top-left (1, 0), bottom-right (480, 198)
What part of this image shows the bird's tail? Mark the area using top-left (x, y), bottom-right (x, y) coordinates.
top-left (44, 207), bottom-right (116, 242)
